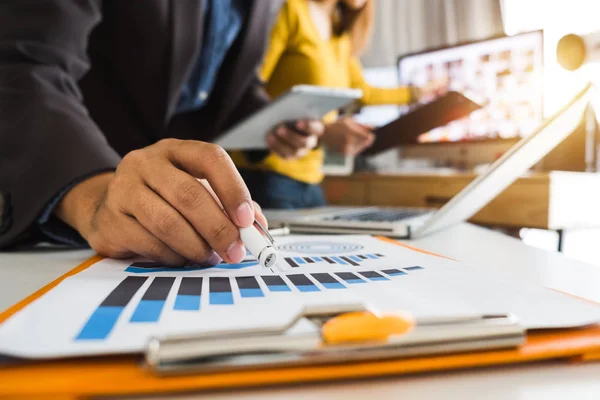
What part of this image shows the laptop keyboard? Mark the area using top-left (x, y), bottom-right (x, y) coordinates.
top-left (324, 209), bottom-right (429, 223)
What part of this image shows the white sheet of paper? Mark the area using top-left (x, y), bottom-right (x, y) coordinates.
top-left (1, 235), bottom-right (599, 359)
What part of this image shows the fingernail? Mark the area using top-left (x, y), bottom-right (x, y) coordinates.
top-left (236, 202), bottom-right (254, 227)
top-left (227, 242), bottom-right (246, 263)
top-left (277, 127), bottom-right (286, 135)
top-left (297, 120), bottom-right (307, 130)
top-left (206, 252), bottom-right (222, 266)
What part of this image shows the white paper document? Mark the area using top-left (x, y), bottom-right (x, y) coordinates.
top-left (1, 235), bottom-right (600, 359)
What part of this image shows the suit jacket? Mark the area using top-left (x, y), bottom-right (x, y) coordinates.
top-left (0, 0), bottom-right (282, 248)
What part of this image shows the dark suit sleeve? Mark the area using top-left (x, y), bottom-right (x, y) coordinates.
top-left (222, 74), bottom-right (271, 131)
top-left (0, 0), bottom-right (122, 249)
top-left (223, 75), bottom-right (272, 163)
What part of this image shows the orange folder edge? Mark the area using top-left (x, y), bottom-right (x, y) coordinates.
top-left (1, 243), bottom-right (600, 398)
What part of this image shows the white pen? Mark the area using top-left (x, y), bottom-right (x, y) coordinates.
top-left (239, 220), bottom-right (278, 268)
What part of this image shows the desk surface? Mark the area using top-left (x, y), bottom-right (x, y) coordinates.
top-left (2, 223), bottom-right (600, 399)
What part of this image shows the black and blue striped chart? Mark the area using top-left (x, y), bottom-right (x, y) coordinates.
top-left (74, 265), bottom-right (425, 341)
top-left (284, 253), bottom-right (384, 268)
top-left (125, 260), bottom-right (260, 274)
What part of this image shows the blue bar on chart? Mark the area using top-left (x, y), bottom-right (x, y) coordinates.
top-left (382, 269), bottom-right (407, 277)
top-left (287, 274), bottom-right (320, 292)
top-left (311, 273), bottom-right (345, 289)
top-left (365, 254), bottom-right (379, 260)
top-left (261, 275), bottom-right (292, 292)
top-left (405, 266), bottom-right (424, 271)
top-left (213, 261), bottom-right (260, 270)
top-left (348, 255), bottom-right (363, 263)
top-left (76, 276), bottom-right (148, 340)
top-left (358, 271), bottom-right (389, 282)
top-left (209, 277), bottom-right (234, 305)
top-left (174, 277), bottom-right (203, 311)
top-left (293, 257), bottom-right (307, 265)
top-left (330, 256), bottom-right (348, 265)
top-left (236, 276), bottom-right (264, 298)
top-left (312, 257), bottom-right (324, 262)
top-left (340, 256), bottom-right (359, 267)
top-left (285, 257), bottom-right (300, 268)
top-left (130, 277), bottom-right (175, 323)
top-left (335, 272), bottom-right (366, 285)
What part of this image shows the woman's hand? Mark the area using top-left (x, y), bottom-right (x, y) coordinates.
top-left (321, 117), bottom-right (375, 156)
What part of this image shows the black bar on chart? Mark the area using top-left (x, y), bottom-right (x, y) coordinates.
top-left (129, 261), bottom-right (164, 269)
top-left (340, 256), bottom-right (359, 267)
top-left (101, 276), bottom-right (148, 307)
top-left (130, 277), bottom-right (175, 322)
top-left (178, 277), bottom-right (203, 296)
top-left (236, 276), bottom-right (261, 289)
top-left (335, 272), bottom-right (365, 284)
top-left (375, 253), bottom-right (385, 257)
top-left (141, 277), bottom-right (175, 300)
top-left (382, 269), bottom-right (407, 277)
top-left (405, 266), bottom-right (424, 271)
top-left (261, 275), bottom-right (292, 292)
top-left (209, 277), bottom-right (234, 305)
top-left (359, 271), bottom-right (389, 281)
top-left (311, 273), bottom-right (345, 289)
top-left (175, 277), bottom-right (203, 311)
top-left (285, 257), bottom-right (299, 268)
top-left (357, 255), bottom-right (368, 260)
top-left (303, 257), bottom-right (315, 264)
top-left (287, 274), bottom-right (320, 292)
top-left (236, 276), bottom-right (264, 298)
top-left (322, 257), bottom-right (336, 264)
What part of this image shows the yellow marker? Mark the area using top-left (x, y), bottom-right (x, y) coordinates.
top-left (322, 311), bottom-right (415, 345)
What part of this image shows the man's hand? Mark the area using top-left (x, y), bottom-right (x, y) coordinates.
top-left (266, 119), bottom-right (324, 159)
top-left (321, 117), bottom-right (375, 156)
top-left (54, 139), bottom-right (267, 266)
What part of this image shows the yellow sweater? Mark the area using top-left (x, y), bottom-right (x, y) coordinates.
top-left (233, 0), bottom-right (412, 184)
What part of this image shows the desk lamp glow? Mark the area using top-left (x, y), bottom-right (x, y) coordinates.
top-left (557, 32), bottom-right (600, 172)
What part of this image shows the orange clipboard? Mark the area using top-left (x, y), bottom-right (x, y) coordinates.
top-left (1, 240), bottom-right (600, 399)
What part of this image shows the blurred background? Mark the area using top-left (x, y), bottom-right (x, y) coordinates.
top-left (320, 0), bottom-right (600, 265)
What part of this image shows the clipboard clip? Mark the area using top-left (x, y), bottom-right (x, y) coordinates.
top-left (145, 304), bottom-right (524, 375)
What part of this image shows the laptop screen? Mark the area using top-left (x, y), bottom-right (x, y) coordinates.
top-left (398, 31), bottom-right (544, 143)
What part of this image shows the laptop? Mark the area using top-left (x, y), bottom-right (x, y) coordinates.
top-left (265, 84), bottom-right (591, 239)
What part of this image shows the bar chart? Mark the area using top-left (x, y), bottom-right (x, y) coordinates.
top-left (276, 241), bottom-right (364, 254)
top-left (74, 265), bottom-right (425, 341)
top-left (283, 253), bottom-right (385, 268)
top-left (125, 251), bottom-right (385, 274)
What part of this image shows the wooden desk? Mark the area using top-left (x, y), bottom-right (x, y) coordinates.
top-left (322, 171), bottom-right (600, 230)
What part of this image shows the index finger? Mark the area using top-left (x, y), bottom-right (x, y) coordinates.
top-left (166, 140), bottom-right (255, 228)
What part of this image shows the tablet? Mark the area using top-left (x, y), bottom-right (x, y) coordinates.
top-left (362, 91), bottom-right (482, 156)
top-left (215, 85), bottom-right (363, 150)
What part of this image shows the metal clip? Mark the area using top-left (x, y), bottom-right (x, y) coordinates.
top-left (254, 219), bottom-right (275, 245)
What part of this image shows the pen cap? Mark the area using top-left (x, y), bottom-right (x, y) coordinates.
top-left (239, 226), bottom-right (277, 268)
top-left (258, 246), bottom-right (277, 269)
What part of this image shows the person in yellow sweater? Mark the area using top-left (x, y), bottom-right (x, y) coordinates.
top-left (234, 0), bottom-right (421, 209)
